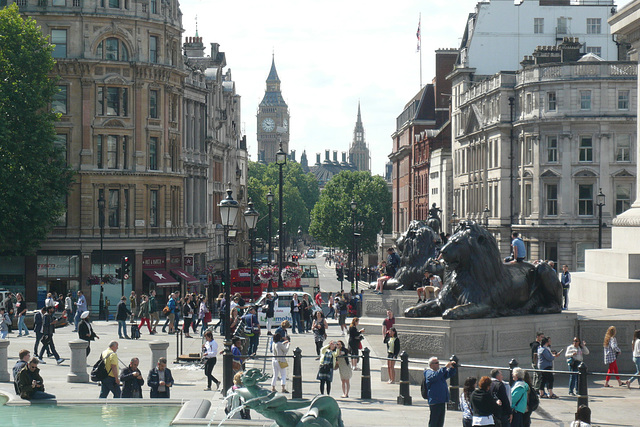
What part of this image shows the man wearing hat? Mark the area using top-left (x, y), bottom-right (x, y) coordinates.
top-left (78, 311), bottom-right (99, 356)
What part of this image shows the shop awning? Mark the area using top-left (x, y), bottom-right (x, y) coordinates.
top-left (171, 268), bottom-right (200, 284)
top-left (144, 270), bottom-right (179, 287)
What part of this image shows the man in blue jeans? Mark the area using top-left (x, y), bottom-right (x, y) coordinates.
top-left (17, 357), bottom-right (56, 400)
top-left (290, 293), bottom-right (303, 334)
top-left (424, 357), bottom-right (457, 427)
top-left (74, 290), bottom-right (87, 332)
top-left (100, 341), bottom-right (121, 398)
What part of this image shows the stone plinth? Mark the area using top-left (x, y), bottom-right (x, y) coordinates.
top-left (149, 340), bottom-right (170, 365)
top-left (67, 340), bottom-right (89, 383)
top-left (0, 339), bottom-right (9, 382)
top-left (393, 312), bottom-right (577, 366)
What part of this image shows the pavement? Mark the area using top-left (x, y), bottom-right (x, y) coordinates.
top-left (1, 307), bottom-right (639, 426)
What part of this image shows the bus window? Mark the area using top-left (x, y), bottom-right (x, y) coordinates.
top-left (301, 265), bottom-right (318, 278)
top-left (278, 296), bottom-right (292, 308)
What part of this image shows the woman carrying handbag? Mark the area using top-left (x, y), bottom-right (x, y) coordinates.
top-left (271, 333), bottom-right (290, 393)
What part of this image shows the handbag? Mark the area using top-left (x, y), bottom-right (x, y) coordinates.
top-left (358, 341), bottom-right (363, 350)
top-left (319, 363), bottom-right (332, 374)
top-left (278, 361), bottom-right (289, 369)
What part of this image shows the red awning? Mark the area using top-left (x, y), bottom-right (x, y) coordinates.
top-left (144, 270), bottom-right (179, 287)
top-left (171, 268), bottom-right (200, 284)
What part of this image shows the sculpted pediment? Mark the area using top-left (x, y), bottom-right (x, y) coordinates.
top-left (541, 169), bottom-right (560, 178)
top-left (573, 169), bottom-right (597, 178)
top-left (103, 119), bottom-right (125, 128)
top-left (613, 169), bottom-right (634, 178)
top-left (103, 75), bottom-right (129, 85)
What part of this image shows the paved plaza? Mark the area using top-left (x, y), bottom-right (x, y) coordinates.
top-left (1, 304), bottom-right (639, 426)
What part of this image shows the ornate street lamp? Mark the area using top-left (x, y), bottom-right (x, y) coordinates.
top-left (97, 194), bottom-right (106, 320)
top-left (243, 199), bottom-right (259, 302)
top-left (276, 143), bottom-right (287, 290)
top-left (597, 188), bottom-right (606, 249)
top-left (451, 210), bottom-right (458, 233)
top-left (483, 205), bottom-right (490, 228)
top-left (218, 184), bottom-right (239, 396)
top-left (350, 200), bottom-right (357, 292)
top-left (266, 189), bottom-right (274, 293)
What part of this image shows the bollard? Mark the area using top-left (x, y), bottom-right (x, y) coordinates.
top-left (0, 339), bottom-right (9, 382)
top-left (361, 347), bottom-right (371, 399)
top-left (397, 351), bottom-right (412, 405)
top-left (577, 362), bottom-right (589, 409)
top-left (149, 340), bottom-right (170, 366)
top-left (509, 358), bottom-right (519, 387)
top-left (292, 347), bottom-right (302, 399)
top-left (67, 340), bottom-right (89, 383)
top-left (447, 355), bottom-right (460, 411)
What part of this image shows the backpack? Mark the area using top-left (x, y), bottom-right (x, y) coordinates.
top-left (90, 356), bottom-right (109, 382)
top-left (420, 374), bottom-right (429, 399)
top-left (527, 385), bottom-right (539, 412)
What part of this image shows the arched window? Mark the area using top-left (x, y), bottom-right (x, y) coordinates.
top-left (97, 37), bottom-right (129, 61)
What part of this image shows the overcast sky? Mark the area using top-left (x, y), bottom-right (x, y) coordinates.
top-left (179, 0), bottom-right (630, 176)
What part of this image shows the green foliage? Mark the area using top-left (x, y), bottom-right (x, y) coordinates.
top-left (309, 171), bottom-right (391, 252)
top-left (247, 161), bottom-right (319, 244)
top-left (0, 4), bottom-right (75, 254)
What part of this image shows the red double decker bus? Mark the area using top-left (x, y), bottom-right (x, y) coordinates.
top-left (229, 267), bottom-right (301, 301)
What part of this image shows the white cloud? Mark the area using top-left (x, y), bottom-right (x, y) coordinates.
top-left (181, 0), bottom-right (479, 175)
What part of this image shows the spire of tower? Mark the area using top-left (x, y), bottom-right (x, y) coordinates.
top-left (357, 100), bottom-right (362, 125)
top-left (195, 15), bottom-right (198, 37)
top-left (267, 54), bottom-right (280, 82)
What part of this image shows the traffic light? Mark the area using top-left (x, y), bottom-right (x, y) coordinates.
top-left (336, 267), bottom-right (344, 282)
top-left (122, 256), bottom-right (131, 279)
top-left (115, 267), bottom-right (122, 280)
top-left (345, 268), bottom-right (353, 283)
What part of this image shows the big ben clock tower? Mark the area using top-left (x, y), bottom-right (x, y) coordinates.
top-left (257, 56), bottom-right (290, 163)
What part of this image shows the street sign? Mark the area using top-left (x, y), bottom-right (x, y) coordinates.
top-left (123, 273), bottom-right (130, 280)
top-left (184, 256), bottom-right (194, 266)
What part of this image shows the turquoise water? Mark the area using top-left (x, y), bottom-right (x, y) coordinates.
top-left (1, 399), bottom-right (180, 427)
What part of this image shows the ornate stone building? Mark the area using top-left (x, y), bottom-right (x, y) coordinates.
top-left (257, 57), bottom-right (289, 164)
top-left (2, 0), bottom-right (246, 310)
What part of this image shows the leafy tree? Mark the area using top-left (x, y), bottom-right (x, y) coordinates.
top-left (0, 4), bottom-right (74, 254)
top-left (309, 171), bottom-right (391, 252)
top-left (247, 161), bottom-right (319, 245)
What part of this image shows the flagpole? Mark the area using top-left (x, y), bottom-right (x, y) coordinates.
top-left (418, 13), bottom-right (422, 89)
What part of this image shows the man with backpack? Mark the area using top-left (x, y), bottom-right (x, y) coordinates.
top-left (99, 341), bottom-right (121, 398)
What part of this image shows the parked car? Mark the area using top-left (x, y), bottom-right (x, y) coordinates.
top-left (254, 291), bottom-right (317, 326)
top-left (11, 310), bottom-right (69, 330)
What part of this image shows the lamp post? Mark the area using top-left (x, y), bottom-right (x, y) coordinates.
top-left (97, 194), bottom-right (106, 320)
top-left (350, 200), bottom-right (357, 292)
top-left (276, 143), bottom-right (287, 290)
top-left (451, 210), bottom-right (458, 233)
top-left (243, 199), bottom-right (259, 302)
top-left (218, 185), bottom-right (239, 396)
top-left (266, 190), bottom-right (274, 293)
top-left (597, 188), bottom-right (605, 249)
top-left (483, 205), bottom-right (490, 228)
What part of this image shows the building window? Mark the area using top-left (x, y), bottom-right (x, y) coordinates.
top-left (54, 134), bottom-right (68, 163)
top-left (547, 136), bottom-right (558, 163)
top-left (150, 190), bottom-right (158, 227)
top-left (524, 183), bottom-right (532, 217)
top-left (108, 189), bottom-right (119, 227)
top-left (544, 242), bottom-right (558, 264)
top-left (107, 135), bottom-right (118, 169)
top-left (618, 90), bottom-right (630, 110)
top-left (524, 137), bottom-right (533, 165)
top-left (547, 91), bottom-right (556, 111)
top-left (586, 46), bottom-right (602, 57)
top-left (149, 137), bottom-right (158, 170)
top-left (97, 135), bottom-right (103, 168)
top-left (580, 91), bottom-right (591, 110)
top-left (615, 134), bottom-right (631, 162)
top-left (108, 0), bottom-right (119, 7)
top-left (616, 184), bottom-right (632, 215)
top-left (586, 18), bottom-right (601, 34)
top-left (122, 136), bottom-right (128, 169)
top-left (525, 93), bottom-right (532, 114)
top-left (579, 136), bottom-right (593, 162)
top-left (123, 188), bottom-right (130, 228)
top-left (578, 184), bottom-right (594, 216)
top-left (534, 18), bottom-right (544, 34)
top-left (149, 36), bottom-right (158, 63)
top-left (52, 0), bottom-right (65, 5)
top-left (51, 29), bottom-right (67, 58)
top-left (150, 0), bottom-right (156, 13)
top-left (149, 89), bottom-right (159, 118)
top-left (97, 37), bottom-right (129, 61)
top-left (546, 184), bottom-right (558, 216)
top-left (557, 17), bottom-right (568, 35)
top-left (97, 86), bottom-right (128, 116)
top-left (577, 242), bottom-right (596, 271)
top-left (52, 85), bottom-right (67, 115)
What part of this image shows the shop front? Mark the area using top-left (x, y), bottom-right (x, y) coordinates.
top-left (89, 251), bottom-right (134, 316)
top-left (36, 252), bottom-right (80, 308)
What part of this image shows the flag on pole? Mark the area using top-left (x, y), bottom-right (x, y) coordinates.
top-left (416, 18), bottom-right (421, 52)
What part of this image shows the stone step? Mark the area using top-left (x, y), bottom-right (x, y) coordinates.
top-left (571, 271), bottom-right (640, 309)
top-left (583, 248), bottom-right (640, 279)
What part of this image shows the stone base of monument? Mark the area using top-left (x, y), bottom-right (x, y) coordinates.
top-left (392, 312), bottom-right (577, 368)
top-left (572, 224), bottom-right (640, 309)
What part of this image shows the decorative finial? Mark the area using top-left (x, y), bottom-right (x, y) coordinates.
top-left (195, 15), bottom-right (198, 37)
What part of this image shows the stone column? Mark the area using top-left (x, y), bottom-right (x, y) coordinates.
top-left (67, 340), bottom-right (89, 383)
top-left (149, 340), bottom-right (170, 365)
top-left (0, 339), bottom-right (9, 381)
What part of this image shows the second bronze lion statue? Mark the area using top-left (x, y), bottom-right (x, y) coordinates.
top-left (405, 221), bottom-right (563, 319)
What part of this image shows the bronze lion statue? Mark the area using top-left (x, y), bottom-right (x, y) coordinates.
top-left (390, 220), bottom-right (441, 289)
top-left (405, 221), bottom-right (563, 319)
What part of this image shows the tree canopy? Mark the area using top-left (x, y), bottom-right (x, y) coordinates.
top-left (309, 171), bottom-right (391, 252)
top-left (0, 4), bottom-right (75, 254)
top-left (247, 161), bottom-right (320, 245)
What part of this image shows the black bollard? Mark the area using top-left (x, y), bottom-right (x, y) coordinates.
top-left (361, 347), bottom-right (371, 399)
top-left (509, 358), bottom-right (519, 387)
top-left (447, 355), bottom-right (460, 411)
top-left (397, 351), bottom-right (412, 405)
top-left (292, 347), bottom-right (302, 399)
top-left (577, 362), bottom-right (588, 409)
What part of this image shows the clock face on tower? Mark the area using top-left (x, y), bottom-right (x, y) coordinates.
top-left (282, 119), bottom-right (288, 130)
top-left (262, 118), bottom-right (275, 132)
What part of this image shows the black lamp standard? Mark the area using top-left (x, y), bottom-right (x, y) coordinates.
top-left (350, 200), bottom-right (357, 292)
top-left (597, 188), bottom-right (606, 249)
top-left (451, 210), bottom-right (458, 233)
top-left (483, 205), bottom-right (490, 228)
top-left (276, 143), bottom-right (287, 290)
top-left (244, 200), bottom-right (259, 302)
top-left (266, 190), bottom-right (274, 293)
top-left (97, 194), bottom-right (106, 320)
top-left (218, 185), bottom-right (239, 395)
